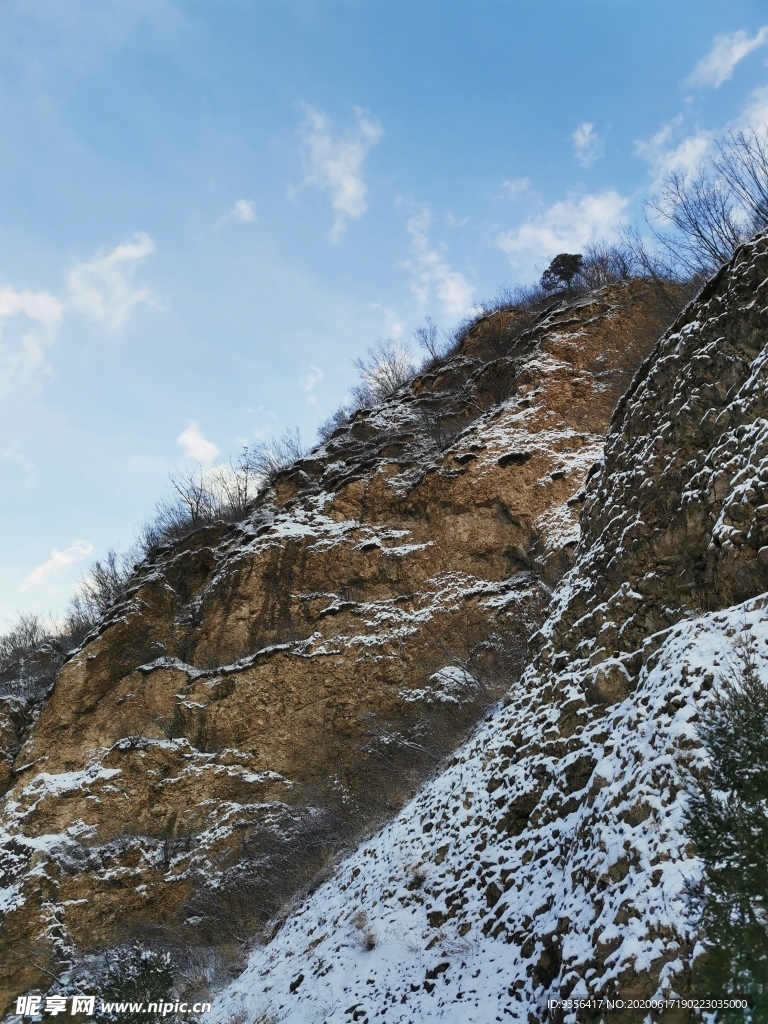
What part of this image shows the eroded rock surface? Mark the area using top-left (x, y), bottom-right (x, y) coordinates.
top-left (210, 235), bottom-right (768, 1022)
top-left (0, 280), bottom-right (669, 1006)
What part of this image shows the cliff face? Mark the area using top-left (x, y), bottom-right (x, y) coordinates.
top-left (0, 280), bottom-right (667, 1006)
top-left (210, 234), bottom-right (768, 1023)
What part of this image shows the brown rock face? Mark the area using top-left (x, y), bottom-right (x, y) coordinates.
top-left (0, 280), bottom-right (669, 1006)
top-left (229, 234), bottom-right (768, 1024)
top-left (546, 231), bottom-right (768, 667)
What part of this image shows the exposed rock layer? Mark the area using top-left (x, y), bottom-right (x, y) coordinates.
top-left (210, 234), bottom-right (768, 1023)
top-left (0, 280), bottom-right (671, 1007)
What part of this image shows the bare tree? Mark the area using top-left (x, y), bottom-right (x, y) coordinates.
top-left (579, 239), bottom-right (635, 288)
top-left (317, 404), bottom-right (354, 443)
top-left (645, 168), bottom-right (747, 275)
top-left (65, 553), bottom-right (133, 646)
top-left (76, 550), bottom-right (134, 617)
top-left (351, 339), bottom-right (416, 407)
top-left (644, 125), bottom-right (768, 276)
top-left (246, 427), bottom-right (306, 483)
top-left (207, 449), bottom-right (258, 519)
top-left (618, 223), bottom-right (699, 314)
top-left (0, 612), bottom-right (51, 669)
top-left (413, 315), bottom-right (452, 364)
top-left (715, 127), bottom-right (768, 232)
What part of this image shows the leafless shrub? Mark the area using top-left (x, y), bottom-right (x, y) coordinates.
top-left (317, 404), bottom-right (354, 443)
top-left (579, 239), bottom-right (635, 288)
top-left (0, 612), bottom-right (52, 671)
top-left (63, 549), bottom-right (136, 648)
top-left (137, 445), bottom-right (272, 556)
top-left (475, 358), bottom-right (518, 406)
top-left (476, 281), bottom-right (551, 316)
top-left (144, 466), bottom-right (219, 550)
top-left (414, 404), bottom-right (463, 451)
top-left (618, 224), bottom-right (701, 315)
top-left (221, 1005), bottom-right (249, 1024)
top-left (350, 339), bottom-right (416, 408)
top-left (0, 547), bottom-right (142, 699)
top-left (351, 910), bottom-right (377, 950)
top-left (475, 313), bottom-right (530, 359)
top-left (206, 451), bottom-right (258, 519)
top-left (0, 612), bottom-right (61, 700)
top-left (253, 1011), bottom-right (283, 1024)
top-left (715, 127), bottom-right (768, 226)
top-left (186, 803), bottom-right (350, 950)
top-left (413, 315), bottom-right (453, 365)
top-left (246, 427), bottom-right (306, 484)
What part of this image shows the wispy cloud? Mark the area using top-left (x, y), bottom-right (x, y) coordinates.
top-left (500, 178), bottom-right (531, 199)
top-left (572, 122), bottom-right (604, 167)
top-left (177, 420), bottom-right (220, 462)
top-left (497, 190), bottom-right (628, 271)
top-left (739, 85), bottom-right (768, 129)
top-left (300, 366), bottom-right (323, 391)
top-left (370, 303), bottom-right (405, 341)
top-left (445, 210), bottom-right (469, 229)
top-left (299, 105), bottom-right (383, 242)
top-left (2, 447), bottom-right (37, 486)
top-left (299, 365), bottom-right (324, 407)
top-left (688, 26), bottom-right (768, 89)
top-left (231, 199), bottom-right (256, 223)
top-left (0, 287), bottom-right (64, 396)
top-left (25, 539), bottom-right (93, 586)
top-left (67, 232), bottom-right (157, 335)
top-left (636, 116), bottom-right (713, 184)
top-left (402, 207), bottom-right (475, 320)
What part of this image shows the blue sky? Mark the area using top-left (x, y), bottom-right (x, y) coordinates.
top-left (2, 0), bottom-right (768, 625)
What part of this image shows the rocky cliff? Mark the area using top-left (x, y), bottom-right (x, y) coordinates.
top-left (208, 234), bottom-right (768, 1023)
top-left (0, 280), bottom-right (669, 1008)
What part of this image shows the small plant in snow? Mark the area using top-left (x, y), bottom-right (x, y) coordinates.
top-left (351, 909), bottom-right (377, 950)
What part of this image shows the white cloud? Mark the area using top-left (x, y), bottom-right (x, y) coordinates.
top-left (299, 105), bottom-right (383, 241)
top-left (25, 539), bottom-right (93, 586)
top-left (300, 366), bottom-right (323, 392)
top-left (636, 116), bottom-right (713, 185)
top-left (177, 420), bottom-right (220, 462)
top-left (497, 190), bottom-right (628, 270)
top-left (0, 287), bottom-right (64, 396)
top-left (572, 122), bottom-right (604, 167)
top-left (658, 130), bottom-right (713, 177)
top-left (739, 85), bottom-right (768, 129)
top-left (688, 26), bottom-right (768, 89)
top-left (299, 365), bottom-right (324, 407)
top-left (371, 303), bottom-right (405, 341)
top-left (232, 199), bottom-right (256, 223)
top-left (67, 232), bottom-right (157, 335)
top-left (501, 177), bottom-right (531, 198)
top-left (445, 210), bottom-right (469, 228)
top-left (402, 208), bottom-right (475, 320)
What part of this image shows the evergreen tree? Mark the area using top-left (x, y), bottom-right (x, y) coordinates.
top-left (687, 635), bottom-right (768, 1021)
top-left (540, 253), bottom-right (584, 292)
top-left (95, 944), bottom-right (176, 1024)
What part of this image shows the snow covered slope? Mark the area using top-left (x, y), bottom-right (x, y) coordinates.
top-left (212, 233), bottom-right (768, 1022)
top-left (0, 280), bottom-right (667, 1007)
top-left (217, 599), bottom-right (768, 1024)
